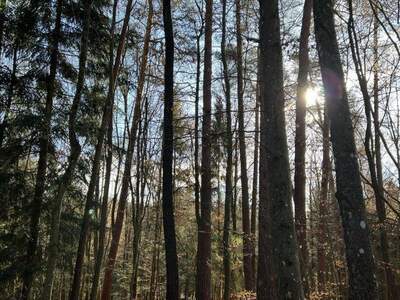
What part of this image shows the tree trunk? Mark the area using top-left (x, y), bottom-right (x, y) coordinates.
top-left (69, 0), bottom-right (132, 297)
top-left (347, 1), bottom-right (397, 297)
top-left (373, 17), bottom-right (398, 299)
top-left (317, 104), bottom-right (330, 295)
top-left (293, 0), bottom-right (312, 296)
top-left (100, 1), bottom-right (153, 298)
top-left (88, 1), bottom-right (119, 297)
top-left (130, 98), bottom-right (148, 299)
top-left (250, 71), bottom-right (259, 285)
top-left (314, 0), bottom-right (378, 298)
top-left (194, 12), bottom-right (202, 232)
top-left (149, 166), bottom-right (162, 300)
top-left (41, 2), bottom-right (92, 298)
top-left (161, 0), bottom-right (180, 298)
top-left (235, 0), bottom-right (253, 291)
top-left (196, 0), bottom-right (213, 298)
top-left (257, 0), bottom-right (304, 298)
top-left (221, 0), bottom-right (232, 297)
top-left (20, 1), bottom-right (62, 298)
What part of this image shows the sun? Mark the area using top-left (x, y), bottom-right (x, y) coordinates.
top-left (304, 86), bottom-right (320, 107)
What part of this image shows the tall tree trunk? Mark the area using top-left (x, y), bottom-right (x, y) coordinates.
top-left (41, 2), bottom-right (92, 298)
top-left (100, 2), bottom-right (153, 298)
top-left (232, 128), bottom-right (238, 233)
top-left (293, 0), bottom-right (312, 296)
top-left (314, 0), bottom-right (378, 298)
top-left (250, 72), bottom-right (259, 284)
top-left (90, 113), bottom-right (114, 300)
top-left (89, 1), bottom-right (119, 297)
top-left (149, 166), bottom-right (162, 300)
top-left (235, 0), bottom-right (253, 291)
top-left (317, 104), bottom-right (330, 295)
top-left (130, 97), bottom-right (150, 299)
top-left (69, 0), bottom-right (132, 297)
top-left (221, 0), bottom-right (232, 297)
top-left (257, 0), bottom-right (304, 298)
top-left (194, 16), bottom-right (202, 231)
top-left (347, 2), bottom-right (397, 296)
top-left (20, 1), bottom-right (63, 298)
top-left (162, 0), bottom-right (180, 298)
top-left (196, 0), bottom-right (213, 298)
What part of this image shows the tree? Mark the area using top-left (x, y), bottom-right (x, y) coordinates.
top-left (257, 0), bottom-right (304, 298)
top-left (88, 2), bottom-right (119, 299)
top-left (235, 0), bottom-right (253, 290)
top-left (314, 0), bottom-right (378, 298)
top-left (221, 0), bottom-right (233, 297)
top-left (20, 1), bottom-right (63, 297)
top-left (196, 0), bottom-right (213, 298)
top-left (40, 1), bottom-right (92, 298)
top-left (293, 0), bottom-right (312, 295)
top-left (100, 1), bottom-right (153, 298)
top-left (162, 0), bottom-right (180, 298)
top-left (69, 0), bottom-right (134, 298)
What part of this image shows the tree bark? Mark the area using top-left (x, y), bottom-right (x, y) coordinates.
top-left (250, 69), bottom-right (259, 285)
top-left (317, 104), bottom-right (330, 295)
top-left (314, 0), bottom-right (378, 298)
top-left (20, 1), bottom-right (63, 298)
top-left (235, 0), bottom-right (253, 291)
top-left (194, 10), bottom-right (202, 231)
top-left (257, 0), bottom-right (304, 298)
top-left (161, 0), bottom-right (180, 297)
top-left (293, 0), bottom-right (312, 296)
top-left (149, 166), bottom-right (162, 300)
top-left (196, 0), bottom-right (213, 298)
top-left (221, 0), bottom-right (232, 297)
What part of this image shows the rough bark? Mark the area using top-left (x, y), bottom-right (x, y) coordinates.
top-left (196, 0), bottom-right (213, 298)
top-left (293, 0), bottom-right (312, 295)
top-left (257, 0), bottom-right (304, 298)
top-left (314, 0), bottom-right (378, 298)
top-left (161, 0), bottom-right (179, 297)
top-left (20, 1), bottom-right (63, 298)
